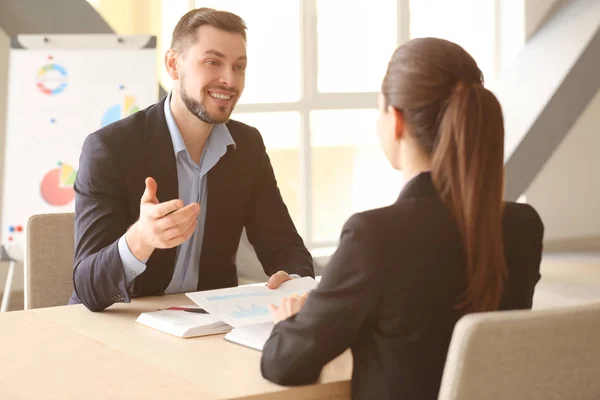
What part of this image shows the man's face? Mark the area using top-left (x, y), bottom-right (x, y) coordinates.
top-left (176, 25), bottom-right (247, 124)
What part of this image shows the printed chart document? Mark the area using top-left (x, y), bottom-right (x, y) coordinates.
top-left (186, 277), bottom-right (318, 351)
top-left (186, 277), bottom-right (318, 328)
top-left (186, 277), bottom-right (318, 350)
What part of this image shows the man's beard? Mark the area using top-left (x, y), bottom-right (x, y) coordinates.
top-left (179, 75), bottom-right (236, 124)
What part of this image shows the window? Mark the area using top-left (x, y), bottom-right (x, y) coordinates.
top-left (409, 0), bottom-right (497, 82)
top-left (232, 112), bottom-right (302, 233)
top-left (311, 110), bottom-right (403, 242)
top-left (193, 0), bottom-right (400, 247)
top-left (157, 1), bottom-right (519, 250)
top-left (498, 0), bottom-right (526, 74)
top-left (316, 0), bottom-right (397, 93)
top-left (196, 0), bottom-right (301, 103)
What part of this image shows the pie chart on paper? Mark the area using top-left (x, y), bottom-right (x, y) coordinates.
top-left (40, 162), bottom-right (77, 206)
top-left (101, 95), bottom-right (140, 127)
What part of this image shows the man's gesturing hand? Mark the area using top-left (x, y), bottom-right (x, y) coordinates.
top-left (126, 177), bottom-right (200, 261)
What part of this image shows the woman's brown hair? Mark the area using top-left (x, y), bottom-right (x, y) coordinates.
top-left (382, 37), bottom-right (506, 312)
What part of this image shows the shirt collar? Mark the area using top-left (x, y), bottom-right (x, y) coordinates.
top-left (163, 92), bottom-right (236, 158)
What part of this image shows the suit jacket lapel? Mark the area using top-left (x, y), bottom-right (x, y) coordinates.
top-left (137, 96), bottom-right (179, 294)
top-left (198, 143), bottom-right (237, 290)
top-left (143, 95), bottom-right (179, 203)
top-left (206, 146), bottom-right (235, 204)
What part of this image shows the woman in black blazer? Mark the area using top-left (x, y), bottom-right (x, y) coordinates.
top-left (260, 37), bottom-right (544, 399)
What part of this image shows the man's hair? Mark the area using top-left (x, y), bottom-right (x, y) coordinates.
top-left (170, 8), bottom-right (247, 53)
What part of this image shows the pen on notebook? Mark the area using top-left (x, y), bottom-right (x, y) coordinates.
top-left (163, 307), bottom-right (208, 314)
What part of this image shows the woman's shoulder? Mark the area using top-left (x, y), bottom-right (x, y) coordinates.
top-left (340, 197), bottom-right (446, 245)
top-left (503, 202), bottom-right (545, 240)
top-left (346, 198), bottom-right (543, 227)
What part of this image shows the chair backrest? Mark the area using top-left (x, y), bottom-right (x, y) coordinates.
top-left (438, 302), bottom-right (600, 400)
top-left (25, 213), bottom-right (75, 309)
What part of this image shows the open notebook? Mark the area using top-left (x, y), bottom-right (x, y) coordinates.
top-left (223, 322), bottom-right (274, 351)
top-left (135, 306), bottom-right (232, 338)
top-left (186, 276), bottom-right (319, 350)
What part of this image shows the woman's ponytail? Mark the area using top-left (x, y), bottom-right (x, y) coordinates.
top-left (432, 81), bottom-right (507, 312)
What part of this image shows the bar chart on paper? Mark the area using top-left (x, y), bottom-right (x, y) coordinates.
top-left (231, 304), bottom-right (271, 319)
top-left (203, 292), bottom-right (283, 327)
top-left (186, 277), bottom-right (318, 328)
top-left (207, 292), bottom-right (272, 321)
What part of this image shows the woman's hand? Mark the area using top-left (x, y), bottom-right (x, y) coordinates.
top-left (268, 292), bottom-right (309, 324)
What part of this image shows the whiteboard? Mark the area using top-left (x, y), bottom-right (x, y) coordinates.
top-left (2, 34), bottom-right (158, 245)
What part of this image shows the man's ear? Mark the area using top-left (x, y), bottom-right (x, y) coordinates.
top-left (390, 106), bottom-right (405, 140)
top-left (164, 49), bottom-right (180, 80)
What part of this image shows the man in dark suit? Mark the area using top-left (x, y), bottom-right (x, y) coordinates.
top-left (69, 8), bottom-right (314, 312)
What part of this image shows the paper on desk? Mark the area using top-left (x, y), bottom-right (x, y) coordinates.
top-left (224, 322), bottom-right (274, 351)
top-left (186, 277), bottom-right (318, 328)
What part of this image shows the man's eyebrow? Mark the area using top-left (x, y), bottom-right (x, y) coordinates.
top-left (204, 49), bottom-right (226, 58)
top-left (204, 50), bottom-right (246, 62)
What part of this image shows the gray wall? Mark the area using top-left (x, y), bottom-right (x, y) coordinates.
top-left (525, 0), bottom-right (566, 39)
top-left (526, 89), bottom-right (600, 248)
top-left (0, 0), bottom-right (112, 35)
top-left (518, 0), bottom-right (600, 251)
top-left (499, 0), bottom-right (600, 201)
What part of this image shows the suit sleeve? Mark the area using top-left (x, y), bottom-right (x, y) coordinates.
top-left (261, 213), bottom-right (381, 385)
top-left (72, 133), bottom-right (132, 312)
top-left (118, 234), bottom-right (147, 285)
top-left (503, 205), bottom-right (545, 309)
top-left (244, 128), bottom-right (314, 278)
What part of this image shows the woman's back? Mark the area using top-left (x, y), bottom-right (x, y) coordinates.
top-left (261, 172), bottom-right (543, 399)
top-left (350, 172), bottom-right (543, 399)
top-left (261, 37), bottom-right (544, 400)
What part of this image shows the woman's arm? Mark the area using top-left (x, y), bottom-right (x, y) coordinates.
top-left (260, 213), bottom-right (383, 386)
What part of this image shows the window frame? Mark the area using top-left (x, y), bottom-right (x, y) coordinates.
top-left (231, 0), bottom-right (410, 249)
top-left (162, 0), bottom-right (511, 250)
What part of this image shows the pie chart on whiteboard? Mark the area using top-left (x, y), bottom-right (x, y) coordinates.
top-left (101, 95), bottom-right (140, 127)
top-left (40, 162), bottom-right (77, 206)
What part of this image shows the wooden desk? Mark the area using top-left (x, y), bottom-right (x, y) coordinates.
top-left (0, 294), bottom-right (351, 400)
